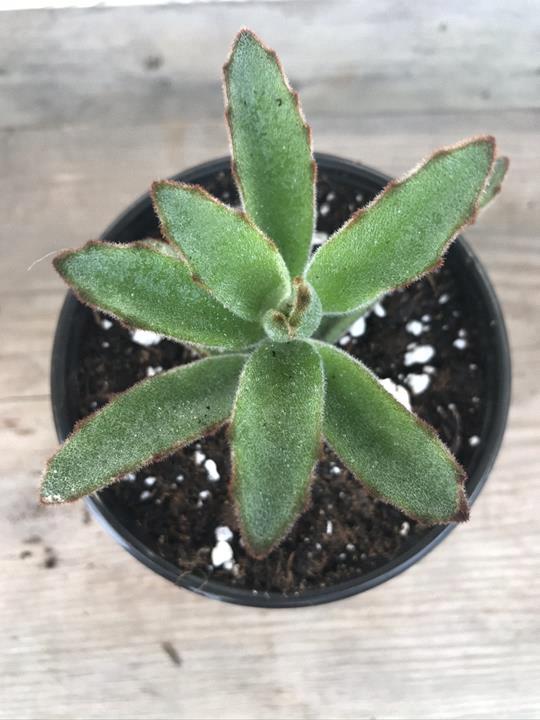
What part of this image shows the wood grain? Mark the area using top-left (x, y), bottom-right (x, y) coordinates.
top-left (1, 2), bottom-right (539, 719)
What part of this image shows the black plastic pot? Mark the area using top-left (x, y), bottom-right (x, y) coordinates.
top-left (51, 154), bottom-right (511, 608)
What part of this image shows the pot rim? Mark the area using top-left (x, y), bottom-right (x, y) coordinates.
top-left (51, 153), bottom-right (512, 608)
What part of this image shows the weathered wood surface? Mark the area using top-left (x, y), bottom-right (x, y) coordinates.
top-left (1, 2), bottom-right (539, 718)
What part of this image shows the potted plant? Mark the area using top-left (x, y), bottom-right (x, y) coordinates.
top-left (44, 29), bottom-right (511, 607)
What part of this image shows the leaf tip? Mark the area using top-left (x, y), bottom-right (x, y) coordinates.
top-left (40, 461), bottom-right (67, 505)
top-left (52, 248), bottom-right (73, 274)
top-left (235, 26), bottom-right (259, 44)
top-left (52, 240), bottom-right (106, 279)
top-left (39, 490), bottom-right (64, 505)
top-left (225, 27), bottom-right (265, 70)
top-left (453, 484), bottom-right (471, 523)
top-left (150, 178), bottom-right (167, 198)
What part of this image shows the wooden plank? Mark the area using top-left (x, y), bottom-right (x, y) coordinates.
top-left (1, 0), bottom-right (539, 133)
top-left (1, 2), bottom-right (539, 719)
top-left (1, 406), bottom-right (539, 720)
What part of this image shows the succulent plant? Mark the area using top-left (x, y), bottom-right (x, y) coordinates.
top-left (42, 29), bottom-right (508, 558)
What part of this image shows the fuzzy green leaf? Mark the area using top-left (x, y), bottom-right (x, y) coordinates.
top-left (307, 137), bottom-right (495, 314)
top-left (231, 340), bottom-right (324, 557)
top-left (42, 355), bottom-right (245, 503)
top-left (224, 29), bottom-right (315, 276)
top-left (54, 241), bottom-right (264, 350)
top-left (479, 156), bottom-right (509, 209)
top-left (152, 181), bottom-right (291, 321)
top-left (317, 343), bottom-right (468, 523)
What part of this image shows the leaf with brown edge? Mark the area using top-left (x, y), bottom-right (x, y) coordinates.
top-left (262, 277), bottom-right (322, 342)
top-left (287, 277), bottom-right (322, 337)
top-left (307, 137), bottom-right (496, 314)
top-left (224, 29), bottom-right (315, 276)
top-left (479, 156), bottom-right (509, 209)
top-left (152, 180), bottom-right (291, 321)
top-left (230, 340), bottom-right (324, 558)
top-left (54, 241), bottom-right (264, 351)
top-left (41, 355), bottom-right (245, 503)
top-left (316, 342), bottom-right (469, 524)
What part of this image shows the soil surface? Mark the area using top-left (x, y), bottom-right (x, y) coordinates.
top-left (75, 167), bottom-right (486, 596)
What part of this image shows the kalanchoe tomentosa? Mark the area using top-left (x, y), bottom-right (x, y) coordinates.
top-left (42, 29), bottom-right (508, 558)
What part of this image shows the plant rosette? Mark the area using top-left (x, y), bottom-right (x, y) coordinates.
top-left (45, 30), bottom-right (510, 606)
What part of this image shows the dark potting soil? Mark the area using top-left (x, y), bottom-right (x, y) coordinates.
top-left (74, 168), bottom-right (486, 596)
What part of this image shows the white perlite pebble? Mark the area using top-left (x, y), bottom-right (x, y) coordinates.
top-left (339, 334), bottom-right (351, 346)
top-left (144, 476), bottom-right (157, 486)
top-left (215, 526), bottom-right (233, 542)
top-left (330, 465), bottom-right (341, 476)
top-left (422, 314), bottom-right (431, 322)
top-left (380, 378), bottom-right (412, 411)
top-left (349, 316), bottom-right (366, 337)
top-left (405, 373), bottom-right (431, 395)
top-left (211, 541), bottom-right (233, 567)
top-left (123, 472), bottom-right (136, 482)
top-left (197, 490), bottom-right (210, 508)
top-left (469, 435), bottom-right (481, 447)
top-left (101, 318), bottom-right (113, 330)
top-left (453, 338), bottom-right (468, 350)
top-left (399, 521), bottom-right (410, 537)
top-left (204, 459), bottom-right (220, 482)
top-left (311, 230), bottom-right (328, 248)
top-left (404, 345), bottom-right (435, 366)
top-left (146, 365), bottom-right (163, 377)
top-left (131, 329), bottom-right (162, 346)
top-left (438, 293), bottom-right (450, 304)
top-left (373, 301), bottom-right (386, 317)
top-left (405, 320), bottom-right (424, 336)
top-left (194, 450), bottom-right (206, 465)
top-left (326, 520), bottom-right (333, 535)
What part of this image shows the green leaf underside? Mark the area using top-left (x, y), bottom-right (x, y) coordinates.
top-left (314, 303), bottom-right (372, 344)
top-left (231, 341), bottom-right (324, 557)
top-left (225, 29), bottom-right (315, 276)
top-left (317, 343), bottom-right (467, 523)
top-left (479, 156), bottom-right (509, 209)
top-left (307, 138), bottom-right (495, 314)
top-left (42, 355), bottom-right (245, 503)
top-left (54, 242), bottom-right (263, 350)
top-left (152, 181), bottom-right (291, 321)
